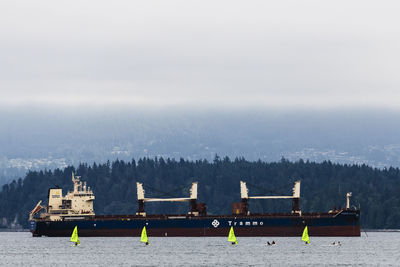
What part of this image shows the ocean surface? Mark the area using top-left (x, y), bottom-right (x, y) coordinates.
top-left (0, 232), bottom-right (398, 266)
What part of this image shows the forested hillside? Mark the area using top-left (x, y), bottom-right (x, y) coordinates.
top-left (1, 157), bottom-right (399, 229)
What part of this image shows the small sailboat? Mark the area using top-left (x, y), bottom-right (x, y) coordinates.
top-left (70, 226), bottom-right (80, 246)
top-left (302, 226), bottom-right (310, 244)
top-left (141, 226), bottom-right (149, 245)
top-left (228, 226), bottom-right (238, 245)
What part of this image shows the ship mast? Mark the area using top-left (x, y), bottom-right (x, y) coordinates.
top-left (346, 192), bottom-right (352, 209)
top-left (239, 180), bottom-right (301, 215)
top-left (136, 182), bottom-right (200, 216)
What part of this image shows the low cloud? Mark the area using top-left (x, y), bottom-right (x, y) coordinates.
top-left (1, 0), bottom-right (400, 109)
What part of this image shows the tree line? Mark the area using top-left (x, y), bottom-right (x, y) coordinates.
top-left (1, 156), bottom-right (399, 229)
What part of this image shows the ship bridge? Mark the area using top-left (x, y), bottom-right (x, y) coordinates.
top-left (29, 172), bottom-right (95, 221)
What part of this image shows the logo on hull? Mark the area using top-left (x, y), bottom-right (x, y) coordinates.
top-left (211, 219), bottom-right (220, 228)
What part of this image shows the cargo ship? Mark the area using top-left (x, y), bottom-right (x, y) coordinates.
top-left (29, 173), bottom-right (360, 237)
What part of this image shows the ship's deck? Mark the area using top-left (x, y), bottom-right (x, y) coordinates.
top-left (37, 209), bottom-right (356, 221)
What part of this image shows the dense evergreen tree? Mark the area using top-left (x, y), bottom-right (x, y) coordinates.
top-left (0, 157), bottom-right (398, 229)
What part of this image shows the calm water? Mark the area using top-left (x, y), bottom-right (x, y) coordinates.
top-left (0, 232), bottom-right (398, 266)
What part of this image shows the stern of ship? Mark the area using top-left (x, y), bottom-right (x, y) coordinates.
top-left (29, 220), bottom-right (41, 237)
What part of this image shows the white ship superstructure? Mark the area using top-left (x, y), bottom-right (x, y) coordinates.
top-left (29, 173), bottom-right (95, 221)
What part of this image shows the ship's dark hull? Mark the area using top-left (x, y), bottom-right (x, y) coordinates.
top-left (31, 210), bottom-right (360, 237)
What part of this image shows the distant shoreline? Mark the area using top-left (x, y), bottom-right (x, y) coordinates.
top-left (0, 229), bottom-right (29, 232)
top-left (362, 229), bottom-right (400, 232)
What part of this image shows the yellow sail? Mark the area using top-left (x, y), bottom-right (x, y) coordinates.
top-left (302, 226), bottom-right (310, 244)
top-left (141, 226), bottom-right (149, 244)
top-left (70, 226), bottom-right (80, 245)
top-left (228, 226), bottom-right (238, 245)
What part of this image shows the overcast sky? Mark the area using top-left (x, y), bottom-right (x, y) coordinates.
top-left (1, 0), bottom-right (400, 110)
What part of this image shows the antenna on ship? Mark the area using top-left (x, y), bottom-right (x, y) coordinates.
top-left (235, 180), bottom-right (301, 215)
top-left (136, 182), bottom-right (205, 217)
